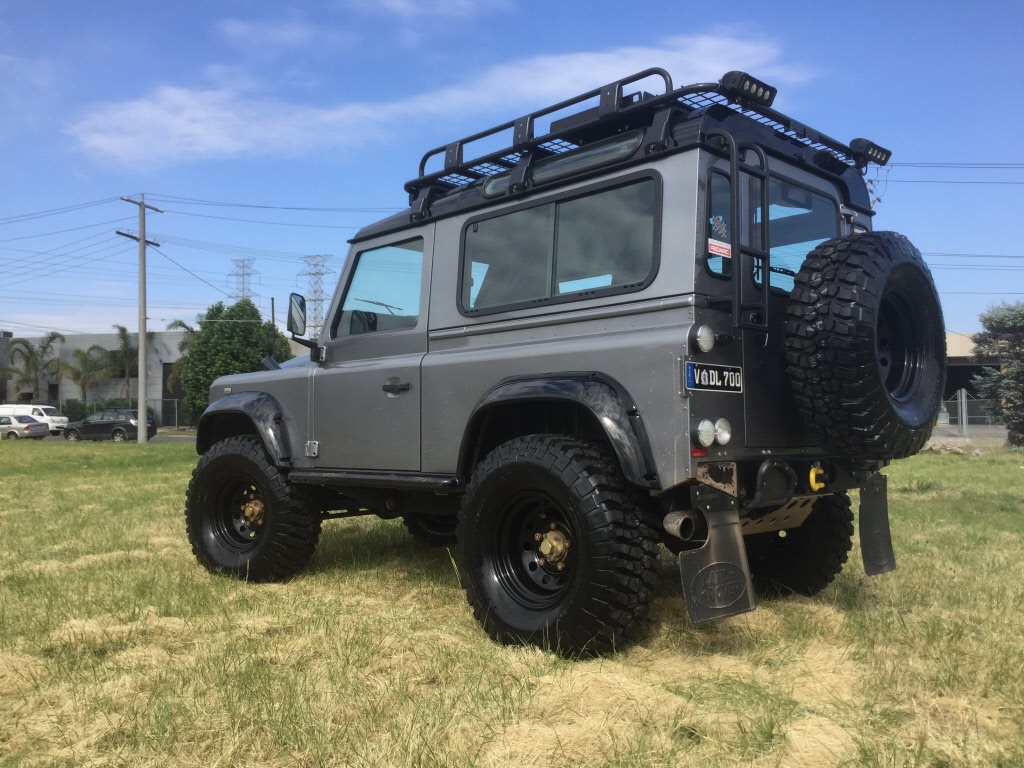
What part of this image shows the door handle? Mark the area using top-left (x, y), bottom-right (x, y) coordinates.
top-left (381, 381), bottom-right (411, 394)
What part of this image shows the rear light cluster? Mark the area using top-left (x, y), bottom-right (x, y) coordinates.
top-left (691, 418), bottom-right (731, 457)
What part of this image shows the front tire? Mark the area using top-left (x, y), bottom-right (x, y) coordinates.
top-left (744, 493), bottom-right (854, 596)
top-left (185, 435), bottom-right (322, 582)
top-left (112, 428), bottom-right (127, 442)
top-left (65, 429), bottom-right (80, 441)
top-left (457, 435), bottom-right (658, 656)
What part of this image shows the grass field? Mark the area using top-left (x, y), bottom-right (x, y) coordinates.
top-left (1, 440), bottom-right (1022, 767)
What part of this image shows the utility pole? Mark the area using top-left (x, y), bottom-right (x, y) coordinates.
top-left (117, 194), bottom-right (162, 443)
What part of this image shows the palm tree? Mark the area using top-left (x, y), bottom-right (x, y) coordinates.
top-left (0, 332), bottom-right (65, 402)
top-left (165, 319), bottom-right (195, 391)
top-left (63, 346), bottom-right (110, 405)
top-left (108, 324), bottom-right (154, 401)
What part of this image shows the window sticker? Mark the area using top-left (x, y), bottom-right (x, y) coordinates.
top-left (708, 239), bottom-right (731, 258)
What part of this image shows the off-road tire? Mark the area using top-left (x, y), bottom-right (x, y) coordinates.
top-left (403, 514), bottom-right (458, 546)
top-left (785, 231), bottom-right (945, 460)
top-left (457, 435), bottom-right (658, 657)
top-left (186, 435), bottom-right (321, 582)
top-left (744, 493), bottom-right (854, 596)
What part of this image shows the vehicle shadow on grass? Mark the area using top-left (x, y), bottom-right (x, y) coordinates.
top-left (306, 519), bottom-right (457, 584)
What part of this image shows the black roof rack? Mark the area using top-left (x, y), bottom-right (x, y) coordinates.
top-left (405, 69), bottom-right (884, 204)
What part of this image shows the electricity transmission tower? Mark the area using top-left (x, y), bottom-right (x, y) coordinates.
top-left (229, 258), bottom-right (259, 301)
top-left (299, 255), bottom-right (334, 339)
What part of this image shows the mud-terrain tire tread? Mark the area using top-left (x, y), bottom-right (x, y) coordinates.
top-left (186, 435), bottom-right (321, 582)
top-left (745, 493), bottom-right (854, 596)
top-left (785, 231), bottom-right (945, 460)
top-left (458, 434), bottom-right (659, 657)
top-left (403, 514), bottom-right (458, 546)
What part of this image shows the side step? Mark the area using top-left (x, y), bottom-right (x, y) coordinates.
top-left (678, 487), bottom-right (756, 625)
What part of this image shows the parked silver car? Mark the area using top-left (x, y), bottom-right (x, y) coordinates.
top-left (0, 414), bottom-right (49, 440)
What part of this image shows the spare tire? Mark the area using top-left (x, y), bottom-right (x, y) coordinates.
top-left (785, 232), bottom-right (945, 460)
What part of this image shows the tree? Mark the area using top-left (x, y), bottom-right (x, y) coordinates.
top-left (165, 319), bottom-right (195, 392)
top-left (0, 331), bottom-right (65, 402)
top-left (175, 299), bottom-right (293, 422)
top-left (62, 346), bottom-right (110, 405)
top-left (972, 302), bottom-right (1024, 448)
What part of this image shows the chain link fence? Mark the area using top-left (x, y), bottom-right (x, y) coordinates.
top-left (934, 390), bottom-right (1006, 440)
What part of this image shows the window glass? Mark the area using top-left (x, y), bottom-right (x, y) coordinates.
top-left (706, 172), bottom-right (837, 292)
top-left (332, 238), bottom-right (424, 337)
top-left (463, 178), bottom-right (657, 312)
top-left (761, 180), bottom-right (838, 292)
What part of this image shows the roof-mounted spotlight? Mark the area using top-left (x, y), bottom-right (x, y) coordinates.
top-left (719, 71), bottom-right (777, 108)
top-left (813, 149), bottom-right (849, 176)
top-left (850, 138), bottom-right (892, 169)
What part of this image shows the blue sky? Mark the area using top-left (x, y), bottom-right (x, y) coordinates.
top-left (2, 0), bottom-right (1022, 338)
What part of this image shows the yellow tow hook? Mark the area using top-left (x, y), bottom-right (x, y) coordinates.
top-left (809, 465), bottom-right (827, 492)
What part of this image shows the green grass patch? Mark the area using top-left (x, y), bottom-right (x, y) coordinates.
top-left (1, 441), bottom-right (1023, 766)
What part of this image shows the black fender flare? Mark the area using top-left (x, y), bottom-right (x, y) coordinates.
top-left (196, 392), bottom-right (292, 466)
top-left (459, 373), bottom-right (659, 489)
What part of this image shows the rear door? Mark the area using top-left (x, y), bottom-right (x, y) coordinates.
top-left (311, 229), bottom-right (433, 471)
top-left (698, 154), bottom-right (841, 449)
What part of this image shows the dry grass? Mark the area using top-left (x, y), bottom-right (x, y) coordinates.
top-left (1, 441), bottom-right (1023, 766)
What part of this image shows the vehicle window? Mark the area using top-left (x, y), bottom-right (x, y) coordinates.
top-left (40, 407), bottom-right (58, 417)
top-left (331, 238), bottom-right (424, 338)
top-left (15, 415), bottom-right (33, 423)
top-left (0, 417), bottom-right (9, 425)
top-left (31, 408), bottom-right (43, 417)
top-left (759, 179), bottom-right (838, 292)
top-left (463, 178), bottom-right (657, 313)
top-left (706, 171), bottom-right (838, 291)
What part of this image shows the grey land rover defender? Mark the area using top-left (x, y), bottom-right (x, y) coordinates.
top-left (185, 68), bottom-right (946, 655)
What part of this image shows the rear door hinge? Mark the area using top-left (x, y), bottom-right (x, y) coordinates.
top-left (305, 441), bottom-right (319, 458)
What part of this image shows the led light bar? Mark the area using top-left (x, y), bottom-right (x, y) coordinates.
top-left (850, 138), bottom-right (892, 168)
top-left (719, 71), bottom-right (777, 108)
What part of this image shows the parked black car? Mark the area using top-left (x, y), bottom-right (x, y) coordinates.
top-left (64, 409), bottom-right (157, 442)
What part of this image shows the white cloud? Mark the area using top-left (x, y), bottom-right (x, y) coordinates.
top-left (344, 0), bottom-right (513, 18)
top-left (65, 34), bottom-right (812, 170)
top-left (216, 16), bottom-right (352, 55)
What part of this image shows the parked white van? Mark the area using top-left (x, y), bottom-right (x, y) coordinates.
top-left (0, 404), bottom-right (68, 435)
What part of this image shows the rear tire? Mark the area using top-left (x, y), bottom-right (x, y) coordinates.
top-left (185, 435), bottom-right (322, 582)
top-left (458, 435), bottom-right (658, 656)
top-left (744, 493), bottom-right (854, 596)
top-left (112, 428), bottom-right (128, 442)
top-left (403, 514), bottom-right (458, 546)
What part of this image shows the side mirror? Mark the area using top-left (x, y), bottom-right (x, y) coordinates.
top-left (287, 293), bottom-right (307, 337)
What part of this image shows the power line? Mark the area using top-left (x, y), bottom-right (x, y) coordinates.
top-left (147, 194), bottom-right (401, 213)
top-left (150, 245), bottom-right (231, 297)
top-left (164, 209), bottom-right (362, 229)
top-left (229, 258), bottom-right (259, 301)
top-left (890, 162), bottom-right (1024, 168)
top-left (886, 179), bottom-right (1024, 185)
top-left (0, 216), bottom-right (136, 243)
top-left (0, 197), bottom-right (120, 226)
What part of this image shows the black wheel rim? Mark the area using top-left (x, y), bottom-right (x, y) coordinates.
top-left (209, 473), bottom-right (268, 554)
top-left (491, 491), bottom-right (575, 610)
top-left (876, 285), bottom-right (926, 404)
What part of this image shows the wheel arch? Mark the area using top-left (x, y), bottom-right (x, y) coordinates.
top-left (458, 374), bottom-right (659, 489)
top-left (196, 392), bottom-right (292, 466)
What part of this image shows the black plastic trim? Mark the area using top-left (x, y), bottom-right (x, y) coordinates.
top-left (289, 470), bottom-right (461, 492)
top-left (197, 392), bottom-right (292, 465)
top-left (459, 372), bottom-right (660, 489)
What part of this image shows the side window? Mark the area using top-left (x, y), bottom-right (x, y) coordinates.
top-left (0, 417), bottom-right (9, 426)
top-left (706, 171), bottom-right (732, 276)
top-left (331, 238), bottom-right (424, 338)
top-left (462, 177), bottom-right (658, 313)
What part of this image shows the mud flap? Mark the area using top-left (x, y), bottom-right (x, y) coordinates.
top-left (678, 487), bottom-right (756, 625)
top-left (859, 473), bottom-right (896, 576)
